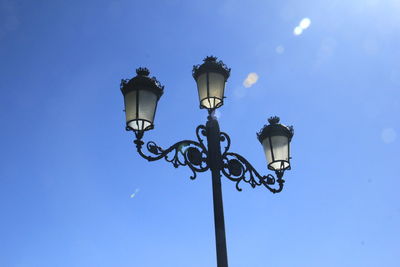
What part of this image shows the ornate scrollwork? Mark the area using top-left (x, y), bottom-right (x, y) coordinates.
top-left (219, 131), bottom-right (285, 193)
top-left (133, 125), bottom-right (209, 180)
top-left (219, 131), bottom-right (231, 156)
top-left (132, 124), bottom-right (286, 192)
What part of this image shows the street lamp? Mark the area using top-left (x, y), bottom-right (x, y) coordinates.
top-left (120, 56), bottom-right (294, 267)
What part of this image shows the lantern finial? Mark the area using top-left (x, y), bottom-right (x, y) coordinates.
top-left (204, 56), bottom-right (218, 62)
top-left (136, 67), bottom-right (150, 76)
top-left (268, 116), bottom-right (280, 125)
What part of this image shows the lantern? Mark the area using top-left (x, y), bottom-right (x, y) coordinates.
top-left (120, 68), bottom-right (164, 133)
top-left (192, 56), bottom-right (230, 110)
top-left (257, 116), bottom-right (294, 171)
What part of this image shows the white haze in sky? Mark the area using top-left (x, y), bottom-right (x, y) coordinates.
top-left (294, 17), bottom-right (311, 36)
top-left (243, 72), bottom-right (259, 88)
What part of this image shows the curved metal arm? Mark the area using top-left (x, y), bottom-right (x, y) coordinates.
top-left (131, 125), bottom-right (287, 192)
top-left (133, 125), bottom-right (209, 180)
top-left (220, 131), bottom-right (286, 193)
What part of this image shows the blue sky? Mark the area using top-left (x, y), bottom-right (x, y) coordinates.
top-left (0, 0), bottom-right (399, 266)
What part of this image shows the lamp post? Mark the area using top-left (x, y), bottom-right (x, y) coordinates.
top-left (120, 56), bottom-right (294, 267)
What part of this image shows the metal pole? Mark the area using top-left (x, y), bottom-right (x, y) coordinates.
top-left (206, 115), bottom-right (228, 267)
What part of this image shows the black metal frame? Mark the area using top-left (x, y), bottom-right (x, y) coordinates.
top-left (131, 117), bottom-right (287, 193)
top-left (133, 124), bottom-right (209, 180)
top-left (129, 115), bottom-right (289, 267)
top-left (122, 58), bottom-right (293, 267)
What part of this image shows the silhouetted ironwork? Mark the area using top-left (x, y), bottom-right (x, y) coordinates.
top-left (121, 56), bottom-right (294, 267)
top-left (132, 117), bottom-right (288, 192)
top-left (133, 125), bottom-right (209, 180)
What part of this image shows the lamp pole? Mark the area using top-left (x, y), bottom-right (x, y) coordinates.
top-left (206, 115), bottom-right (228, 267)
top-left (120, 56), bottom-right (294, 267)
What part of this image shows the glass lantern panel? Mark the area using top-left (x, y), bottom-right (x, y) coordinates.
top-left (138, 89), bottom-right (157, 123)
top-left (196, 73), bottom-right (208, 106)
top-left (197, 72), bottom-right (225, 109)
top-left (124, 91), bottom-right (137, 126)
top-left (124, 89), bottom-right (157, 131)
top-left (262, 135), bottom-right (290, 171)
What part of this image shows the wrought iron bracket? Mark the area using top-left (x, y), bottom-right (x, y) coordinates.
top-left (132, 125), bottom-right (286, 192)
top-left (218, 131), bottom-right (285, 193)
top-left (133, 125), bottom-right (209, 180)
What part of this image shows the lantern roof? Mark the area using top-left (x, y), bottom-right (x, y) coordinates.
top-left (192, 56), bottom-right (231, 81)
top-left (257, 116), bottom-right (294, 143)
top-left (120, 67), bottom-right (164, 99)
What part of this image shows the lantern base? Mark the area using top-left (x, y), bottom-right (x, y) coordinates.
top-left (200, 97), bottom-right (223, 110)
top-left (126, 119), bottom-right (154, 132)
top-left (268, 160), bottom-right (290, 171)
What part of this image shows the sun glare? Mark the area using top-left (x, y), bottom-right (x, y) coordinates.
top-left (276, 45), bottom-right (285, 54)
top-left (294, 17), bottom-right (311, 36)
top-left (243, 73), bottom-right (259, 88)
top-left (294, 26), bottom-right (303, 36)
top-left (381, 128), bottom-right (397, 144)
top-left (299, 18), bottom-right (311, 29)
